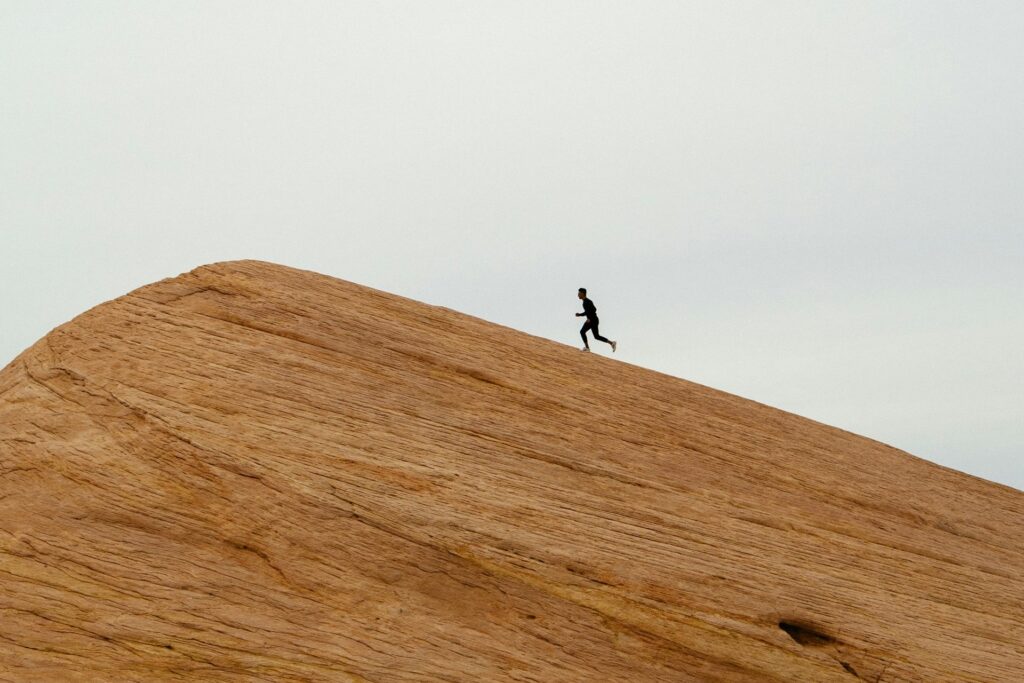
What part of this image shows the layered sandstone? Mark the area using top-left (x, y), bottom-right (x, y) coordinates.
top-left (1, 260), bottom-right (1022, 682)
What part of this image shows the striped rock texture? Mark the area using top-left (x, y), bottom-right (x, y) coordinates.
top-left (1, 260), bottom-right (1022, 682)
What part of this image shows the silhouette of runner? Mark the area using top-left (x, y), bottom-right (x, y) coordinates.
top-left (576, 288), bottom-right (617, 353)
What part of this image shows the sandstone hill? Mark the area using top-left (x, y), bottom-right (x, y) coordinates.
top-left (1, 260), bottom-right (1022, 682)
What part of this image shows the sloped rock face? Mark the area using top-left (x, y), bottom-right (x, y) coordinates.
top-left (1, 260), bottom-right (1022, 682)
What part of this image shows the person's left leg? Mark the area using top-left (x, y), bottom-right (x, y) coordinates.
top-left (591, 322), bottom-right (612, 344)
top-left (580, 321), bottom-right (592, 350)
top-left (591, 321), bottom-right (616, 352)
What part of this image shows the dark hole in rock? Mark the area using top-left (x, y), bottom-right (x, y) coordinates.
top-left (779, 620), bottom-right (836, 647)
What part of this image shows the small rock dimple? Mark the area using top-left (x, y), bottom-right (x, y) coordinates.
top-left (779, 621), bottom-right (836, 647)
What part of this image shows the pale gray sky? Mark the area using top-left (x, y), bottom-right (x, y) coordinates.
top-left (3, 2), bottom-right (1022, 490)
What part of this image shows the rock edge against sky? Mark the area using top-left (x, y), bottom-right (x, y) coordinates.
top-left (1, 261), bottom-right (1022, 681)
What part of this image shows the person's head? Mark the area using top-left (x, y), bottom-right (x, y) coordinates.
top-left (578, 287), bottom-right (587, 300)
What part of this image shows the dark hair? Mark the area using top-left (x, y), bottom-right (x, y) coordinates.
top-left (578, 288), bottom-right (587, 295)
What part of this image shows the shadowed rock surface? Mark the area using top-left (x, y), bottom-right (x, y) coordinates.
top-left (1, 260), bottom-right (1022, 682)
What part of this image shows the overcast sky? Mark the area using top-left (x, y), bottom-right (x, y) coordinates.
top-left (3, 2), bottom-right (1022, 491)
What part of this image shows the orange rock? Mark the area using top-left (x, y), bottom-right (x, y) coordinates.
top-left (1, 260), bottom-right (1022, 682)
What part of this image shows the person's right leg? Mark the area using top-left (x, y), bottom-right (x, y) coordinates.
top-left (580, 322), bottom-right (592, 349)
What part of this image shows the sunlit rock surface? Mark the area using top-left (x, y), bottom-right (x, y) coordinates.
top-left (2, 260), bottom-right (1022, 682)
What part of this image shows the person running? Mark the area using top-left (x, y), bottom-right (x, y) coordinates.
top-left (575, 288), bottom-right (617, 353)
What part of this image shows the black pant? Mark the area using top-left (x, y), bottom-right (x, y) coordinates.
top-left (581, 318), bottom-right (610, 345)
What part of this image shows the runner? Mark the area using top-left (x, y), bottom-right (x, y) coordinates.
top-left (575, 288), bottom-right (617, 353)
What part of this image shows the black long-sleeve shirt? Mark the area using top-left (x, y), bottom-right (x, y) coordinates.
top-left (580, 298), bottom-right (597, 321)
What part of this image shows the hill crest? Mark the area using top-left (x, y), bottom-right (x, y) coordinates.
top-left (1, 260), bottom-right (1022, 682)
